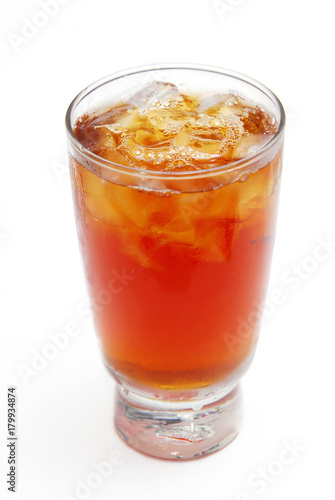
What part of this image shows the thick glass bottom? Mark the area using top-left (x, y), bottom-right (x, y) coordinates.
top-left (114, 384), bottom-right (242, 459)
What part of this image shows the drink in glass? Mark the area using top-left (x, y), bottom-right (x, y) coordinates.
top-left (66, 66), bottom-right (285, 459)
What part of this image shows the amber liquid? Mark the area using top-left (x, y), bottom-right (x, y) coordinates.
top-left (71, 86), bottom-right (281, 390)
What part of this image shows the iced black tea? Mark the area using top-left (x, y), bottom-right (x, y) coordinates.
top-left (70, 82), bottom-right (282, 391)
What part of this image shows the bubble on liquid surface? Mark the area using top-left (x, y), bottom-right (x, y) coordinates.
top-left (239, 173), bottom-right (250, 183)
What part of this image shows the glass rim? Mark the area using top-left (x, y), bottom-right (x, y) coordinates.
top-left (65, 63), bottom-right (285, 180)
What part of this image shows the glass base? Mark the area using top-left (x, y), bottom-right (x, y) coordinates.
top-left (114, 384), bottom-right (242, 459)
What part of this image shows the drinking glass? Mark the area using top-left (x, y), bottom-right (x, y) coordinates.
top-left (66, 65), bottom-right (285, 459)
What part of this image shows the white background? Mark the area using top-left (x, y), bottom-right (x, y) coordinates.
top-left (1, 0), bottom-right (334, 499)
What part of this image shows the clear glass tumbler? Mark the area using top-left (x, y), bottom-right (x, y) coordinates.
top-left (65, 65), bottom-right (285, 459)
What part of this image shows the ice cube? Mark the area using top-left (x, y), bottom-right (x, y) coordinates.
top-left (91, 105), bottom-right (134, 127)
top-left (90, 105), bottom-right (138, 139)
top-left (218, 117), bottom-right (244, 156)
top-left (96, 147), bottom-right (133, 167)
top-left (186, 114), bottom-right (225, 137)
top-left (173, 113), bottom-right (242, 160)
top-left (233, 135), bottom-right (269, 159)
top-left (147, 108), bottom-right (190, 136)
top-left (128, 81), bottom-right (184, 113)
top-left (134, 128), bottom-right (168, 147)
top-left (128, 82), bottom-right (179, 112)
top-left (107, 185), bottom-right (151, 230)
top-left (178, 115), bottom-right (224, 156)
top-left (198, 93), bottom-right (239, 113)
top-left (79, 165), bottom-right (118, 225)
top-left (240, 107), bottom-right (277, 135)
top-left (194, 217), bottom-right (241, 263)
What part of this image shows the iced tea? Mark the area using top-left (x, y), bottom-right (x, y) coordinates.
top-left (70, 82), bottom-right (282, 392)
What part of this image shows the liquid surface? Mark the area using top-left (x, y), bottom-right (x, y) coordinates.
top-left (74, 81), bottom-right (277, 172)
